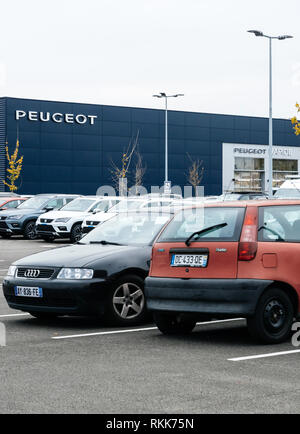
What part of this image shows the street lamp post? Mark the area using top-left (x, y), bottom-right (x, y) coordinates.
top-left (153, 92), bottom-right (184, 193)
top-left (248, 30), bottom-right (293, 198)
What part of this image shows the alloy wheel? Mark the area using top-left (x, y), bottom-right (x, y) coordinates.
top-left (26, 222), bottom-right (37, 239)
top-left (112, 282), bottom-right (145, 320)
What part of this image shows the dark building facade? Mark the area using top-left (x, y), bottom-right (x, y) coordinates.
top-left (0, 96), bottom-right (299, 196)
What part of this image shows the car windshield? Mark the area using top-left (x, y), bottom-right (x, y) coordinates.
top-left (17, 196), bottom-right (51, 210)
top-left (273, 189), bottom-right (300, 199)
top-left (80, 212), bottom-right (171, 246)
top-left (109, 200), bottom-right (144, 212)
top-left (222, 193), bottom-right (242, 200)
top-left (92, 199), bottom-right (120, 213)
top-left (158, 207), bottom-right (245, 242)
top-left (60, 198), bottom-right (97, 212)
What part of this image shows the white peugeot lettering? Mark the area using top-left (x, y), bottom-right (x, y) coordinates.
top-left (87, 115), bottom-right (97, 125)
top-left (28, 111), bottom-right (38, 121)
top-left (75, 114), bottom-right (87, 124)
top-left (65, 113), bottom-right (74, 123)
top-left (52, 113), bottom-right (63, 123)
top-left (15, 110), bottom-right (98, 125)
top-left (15, 110), bottom-right (26, 120)
top-left (40, 112), bottom-right (50, 122)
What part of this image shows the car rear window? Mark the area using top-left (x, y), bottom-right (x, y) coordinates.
top-left (258, 205), bottom-right (300, 242)
top-left (158, 207), bottom-right (245, 242)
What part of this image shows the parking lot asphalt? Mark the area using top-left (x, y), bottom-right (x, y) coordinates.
top-left (0, 237), bottom-right (300, 414)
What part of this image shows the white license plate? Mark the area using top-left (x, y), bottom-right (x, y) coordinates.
top-left (14, 286), bottom-right (43, 298)
top-left (171, 254), bottom-right (208, 268)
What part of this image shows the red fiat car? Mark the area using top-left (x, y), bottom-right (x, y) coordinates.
top-left (145, 200), bottom-right (300, 344)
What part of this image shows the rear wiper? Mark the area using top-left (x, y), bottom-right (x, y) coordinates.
top-left (89, 240), bottom-right (123, 246)
top-left (258, 225), bottom-right (285, 242)
top-left (185, 223), bottom-right (228, 246)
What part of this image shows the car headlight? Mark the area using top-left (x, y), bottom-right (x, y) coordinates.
top-left (7, 265), bottom-right (17, 277)
top-left (8, 215), bottom-right (23, 220)
top-left (57, 268), bottom-right (94, 280)
top-left (55, 217), bottom-right (71, 223)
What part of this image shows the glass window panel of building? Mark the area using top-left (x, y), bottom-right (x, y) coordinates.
top-left (272, 159), bottom-right (298, 190)
top-left (234, 157), bottom-right (264, 192)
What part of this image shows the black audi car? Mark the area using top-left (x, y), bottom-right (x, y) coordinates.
top-left (2, 211), bottom-right (172, 325)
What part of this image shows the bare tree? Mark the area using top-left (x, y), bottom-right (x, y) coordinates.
top-left (186, 153), bottom-right (204, 196)
top-left (133, 150), bottom-right (147, 194)
top-left (110, 131), bottom-right (140, 193)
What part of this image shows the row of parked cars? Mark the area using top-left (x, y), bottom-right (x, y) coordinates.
top-left (0, 191), bottom-right (269, 243)
top-left (2, 186), bottom-right (300, 344)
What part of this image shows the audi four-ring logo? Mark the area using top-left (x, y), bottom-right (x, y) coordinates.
top-left (24, 269), bottom-right (40, 278)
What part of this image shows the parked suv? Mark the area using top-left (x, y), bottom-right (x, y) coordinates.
top-left (81, 197), bottom-right (177, 233)
top-left (273, 177), bottom-right (300, 199)
top-left (145, 200), bottom-right (300, 344)
top-left (36, 196), bottom-right (115, 242)
top-left (0, 194), bottom-right (79, 240)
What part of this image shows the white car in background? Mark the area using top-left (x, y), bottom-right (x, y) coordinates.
top-left (81, 196), bottom-right (176, 235)
top-left (273, 176), bottom-right (300, 199)
top-left (36, 196), bottom-right (122, 242)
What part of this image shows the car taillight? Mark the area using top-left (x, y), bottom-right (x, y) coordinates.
top-left (238, 242), bottom-right (257, 261)
top-left (238, 207), bottom-right (258, 261)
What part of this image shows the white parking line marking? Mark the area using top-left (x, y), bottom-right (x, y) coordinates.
top-left (228, 349), bottom-right (300, 362)
top-left (0, 313), bottom-right (30, 318)
top-left (52, 326), bottom-right (158, 340)
top-left (196, 318), bottom-right (244, 326)
top-left (52, 318), bottom-right (245, 340)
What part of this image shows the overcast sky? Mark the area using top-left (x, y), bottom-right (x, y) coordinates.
top-left (1, 0), bottom-right (299, 119)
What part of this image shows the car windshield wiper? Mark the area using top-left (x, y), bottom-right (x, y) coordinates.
top-left (89, 240), bottom-right (123, 246)
top-left (185, 223), bottom-right (228, 246)
top-left (258, 225), bottom-right (285, 242)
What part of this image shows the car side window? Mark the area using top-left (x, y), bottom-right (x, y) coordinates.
top-left (46, 198), bottom-right (64, 210)
top-left (258, 205), bottom-right (300, 242)
top-left (2, 200), bottom-right (19, 209)
top-left (144, 201), bottom-right (161, 208)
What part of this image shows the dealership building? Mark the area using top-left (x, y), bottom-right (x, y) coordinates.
top-left (0, 96), bottom-right (299, 196)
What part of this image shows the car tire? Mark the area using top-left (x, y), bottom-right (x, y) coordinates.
top-left (247, 287), bottom-right (294, 344)
top-left (153, 312), bottom-right (196, 335)
top-left (29, 312), bottom-right (58, 320)
top-left (104, 274), bottom-right (148, 326)
top-left (70, 223), bottom-right (82, 243)
top-left (1, 233), bottom-right (11, 239)
top-left (42, 236), bottom-right (55, 242)
top-left (24, 221), bottom-right (37, 240)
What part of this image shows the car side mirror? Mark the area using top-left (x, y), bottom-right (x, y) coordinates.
top-left (43, 207), bottom-right (54, 212)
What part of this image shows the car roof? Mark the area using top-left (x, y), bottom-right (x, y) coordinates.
top-left (1, 197), bottom-right (27, 202)
top-left (112, 209), bottom-right (175, 216)
top-left (34, 194), bottom-right (81, 197)
top-left (186, 199), bottom-right (300, 208)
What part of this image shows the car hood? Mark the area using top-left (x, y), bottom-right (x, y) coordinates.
top-left (13, 244), bottom-right (148, 268)
top-left (39, 210), bottom-right (90, 220)
top-left (0, 208), bottom-right (39, 218)
top-left (84, 212), bottom-right (116, 223)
